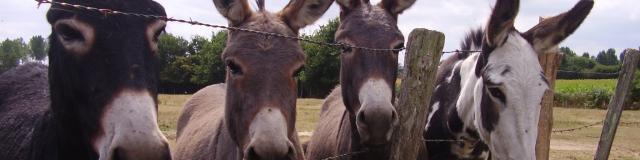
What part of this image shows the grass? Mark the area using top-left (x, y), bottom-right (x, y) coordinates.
top-left (555, 79), bottom-right (617, 94)
top-left (554, 79), bottom-right (619, 109)
top-left (158, 94), bottom-right (640, 159)
top-left (157, 94), bottom-right (191, 148)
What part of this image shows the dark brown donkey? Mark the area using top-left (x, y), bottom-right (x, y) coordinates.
top-left (0, 0), bottom-right (170, 159)
top-left (305, 0), bottom-right (415, 159)
top-left (172, 0), bottom-right (333, 160)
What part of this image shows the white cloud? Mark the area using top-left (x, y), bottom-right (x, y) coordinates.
top-left (1, 0), bottom-right (638, 59)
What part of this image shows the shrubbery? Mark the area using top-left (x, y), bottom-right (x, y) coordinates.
top-left (554, 77), bottom-right (640, 110)
top-left (554, 79), bottom-right (616, 109)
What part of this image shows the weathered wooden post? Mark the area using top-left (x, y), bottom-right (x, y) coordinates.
top-left (389, 28), bottom-right (444, 160)
top-left (594, 49), bottom-right (640, 160)
top-left (535, 16), bottom-right (561, 160)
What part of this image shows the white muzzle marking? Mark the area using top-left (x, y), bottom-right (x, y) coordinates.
top-left (246, 107), bottom-right (293, 159)
top-left (357, 78), bottom-right (398, 143)
top-left (93, 89), bottom-right (168, 160)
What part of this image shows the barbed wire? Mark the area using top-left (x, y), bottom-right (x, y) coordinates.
top-left (35, 0), bottom-right (489, 55)
top-left (37, 0), bottom-right (403, 52)
top-left (552, 121), bottom-right (603, 133)
top-left (422, 139), bottom-right (465, 142)
top-left (320, 149), bottom-right (369, 160)
top-left (442, 50), bottom-right (482, 54)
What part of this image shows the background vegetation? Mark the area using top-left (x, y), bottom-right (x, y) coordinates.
top-left (1, 18), bottom-right (639, 107)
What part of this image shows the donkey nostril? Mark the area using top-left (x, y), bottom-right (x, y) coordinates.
top-left (358, 111), bottom-right (366, 123)
top-left (112, 147), bottom-right (125, 160)
top-left (286, 145), bottom-right (296, 159)
top-left (246, 147), bottom-right (258, 160)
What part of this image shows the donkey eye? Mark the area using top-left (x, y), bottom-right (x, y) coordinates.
top-left (487, 87), bottom-right (506, 103)
top-left (226, 60), bottom-right (243, 76)
top-left (53, 19), bottom-right (94, 55)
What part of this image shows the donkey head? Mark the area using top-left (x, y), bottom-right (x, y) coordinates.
top-left (212, 0), bottom-right (332, 159)
top-left (474, 0), bottom-right (593, 159)
top-left (46, 0), bottom-right (169, 159)
top-left (335, 0), bottom-right (415, 146)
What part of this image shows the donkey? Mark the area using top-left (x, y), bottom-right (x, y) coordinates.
top-left (0, 0), bottom-right (170, 160)
top-left (305, 0), bottom-right (415, 159)
top-left (421, 0), bottom-right (594, 159)
top-left (172, 0), bottom-right (333, 159)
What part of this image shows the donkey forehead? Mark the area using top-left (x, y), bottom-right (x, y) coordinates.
top-left (337, 6), bottom-right (402, 41)
top-left (47, 0), bottom-right (166, 22)
top-left (484, 33), bottom-right (546, 84)
top-left (223, 13), bottom-right (305, 63)
top-left (244, 12), bottom-right (297, 36)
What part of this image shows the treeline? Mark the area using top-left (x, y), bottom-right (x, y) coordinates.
top-left (2, 18), bottom-right (634, 98)
top-left (0, 36), bottom-right (47, 72)
top-left (558, 47), bottom-right (625, 79)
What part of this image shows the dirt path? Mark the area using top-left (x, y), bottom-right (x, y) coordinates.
top-left (551, 139), bottom-right (595, 151)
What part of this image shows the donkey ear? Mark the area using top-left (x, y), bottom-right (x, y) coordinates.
top-left (378, 0), bottom-right (416, 16)
top-left (485, 0), bottom-right (519, 47)
top-left (212, 0), bottom-right (253, 26)
top-left (523, 0), bottom-right (594, 53)
top-left (280, 0), bottom-right (335, 31)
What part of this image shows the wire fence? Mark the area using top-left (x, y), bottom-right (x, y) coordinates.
top-left (33, 0), bottom-right (637, 158)
top-left (552, 121), bottom-right (604, 133)
top-left (36, 0), bottom-right (485, 55)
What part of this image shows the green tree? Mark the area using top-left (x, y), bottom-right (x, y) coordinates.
top-left (157, 33), bottom-right (190, 84)
top-left (560, 47), bottom-right (576, 57)
top-left (0, 38), bottom-right (29, 73)
top-left (595, 48), bottom-right (619, 65)
top-left (189, 31), bottom-right (227, 85)
top-left (582, 52), bottom-right (590, 58)
top-left (29, 35), bottom-right (47, 61)
top-left (560, 46), bottom-right (577, 69)
top-left (299, 17), bottom-right (341, 98)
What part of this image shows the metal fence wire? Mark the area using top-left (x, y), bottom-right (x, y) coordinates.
top-left (35, 0), bottom-right (482, 54)
top-left (552, 121), bottom-right (604, 133)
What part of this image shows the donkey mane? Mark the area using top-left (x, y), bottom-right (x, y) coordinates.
top-left (435, 28), bottom-right (484, 83)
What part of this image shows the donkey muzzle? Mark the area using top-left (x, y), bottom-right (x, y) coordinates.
top-left (94, 89), bottom-right (171, 160)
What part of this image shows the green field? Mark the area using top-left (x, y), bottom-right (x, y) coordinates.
top-left (554, 79), bottom-right (624, 109)
top-left (158, 94), bottom-right (640, 159)
top-left (555, 79), bottom-right (617, 94)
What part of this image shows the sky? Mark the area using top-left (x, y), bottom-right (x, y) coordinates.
top-left (1, 0), bottom-right (638, 63)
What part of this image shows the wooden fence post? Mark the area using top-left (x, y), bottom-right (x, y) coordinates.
top-left (594, 49), bottom-right (640, 160)
top-left (389, 28), bottom-right (444, 160)
top-left (535, 17), bottom-right (561, 159)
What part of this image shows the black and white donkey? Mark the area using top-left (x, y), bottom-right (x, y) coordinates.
top-left (421, 0), bottom-right (594, 159)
